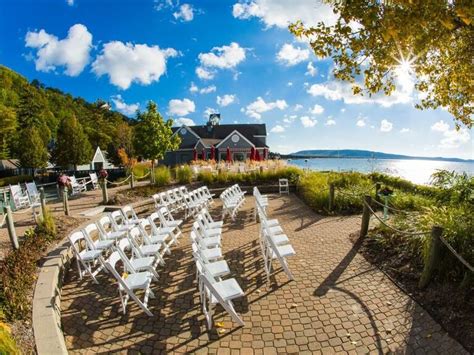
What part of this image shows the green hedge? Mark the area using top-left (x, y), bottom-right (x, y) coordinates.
top-left (0, 175), bottom-right (31, 188)
top-left (175, 165), bottom-right (193, 184)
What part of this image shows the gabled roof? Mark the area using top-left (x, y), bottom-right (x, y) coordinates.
top-left (216, 130), bottom-right (255, 148)
top-left (171, 123), bottom-right (267, 147)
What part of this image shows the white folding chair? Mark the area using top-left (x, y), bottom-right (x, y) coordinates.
top-left (83, 223), bottom-right (115, 251)
top-left (105, 251), bottom-right (155, 316)
top-left (148, 212), bottom-right (180, 245)
top-left (195, 258), bottom-right (245, 328)
top-left (190, 231), bottom-right (222, 261)
top-left (97, 215), bottom-right (128, 241)
top-left (279, 178), bottom-right (289, 194)
top-left (261, 224), bottom-right (296, 282)
top-left (69, 231), bottom-right (106, 284)
top-left (116, 238), bottom-right (160, 280)
top-left (69, 176), bottom-right (87, 195)
top-left (89, 172), bottom-right (99, 190)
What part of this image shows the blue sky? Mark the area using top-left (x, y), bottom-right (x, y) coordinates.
top-left (1, 0), bottom-right (472, 159)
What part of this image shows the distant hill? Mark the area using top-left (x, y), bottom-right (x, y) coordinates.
top-left (286, 149), bottom-right (473, 163)
top-left (0, 65), bottom-right (131, 165)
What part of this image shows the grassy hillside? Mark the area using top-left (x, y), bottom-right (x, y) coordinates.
top-left (0, 65), bottom-right (131, 165)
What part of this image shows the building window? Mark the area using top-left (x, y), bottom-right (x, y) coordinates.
top-left (180, 128), bottom-right (187, 135)
top-left (231, 134), bottom-right (240, 143)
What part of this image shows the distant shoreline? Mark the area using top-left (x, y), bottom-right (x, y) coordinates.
top-left (281, 155), bottom-right (474, 163)
top-left (278, 149), bottom-right (473, 164)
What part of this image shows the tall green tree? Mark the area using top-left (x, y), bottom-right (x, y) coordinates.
top-left (290, 0), bottom-right (473, 127)
top-left (107, 122), bottom-right (134, 166)
top-left (0, 104), bottom-right (16, 159)
top-left (133, 101), bottom-right (180, 180)
top-left (53, 115), bottom-right (93, 170)
top-left (18, 127), bottom-right (48, 170)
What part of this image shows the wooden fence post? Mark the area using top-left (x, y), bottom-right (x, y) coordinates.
top-left (39, 187), bottom-right (47, 217)
top-left (130, 173), bottom-right (135, 189)
top-left (63, 187), bottom-right (70, 216)
top-left (328, 183), bottom-right (335, 211)
top-left (360, 195), bottom-right (372, 238)
top-left (101, 180), bottom-right (109, 204)
top-left (4, 206), bottom-right (19, 250)
top-left (419, 226), bottom-right (443, 289)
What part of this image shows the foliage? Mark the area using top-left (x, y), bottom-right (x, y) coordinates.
top-left (430, 169), bottom-right (474, 204)
top-left (153, 166), bottom-right (171, 187)
top-left (0, 105), bottom-right (16, 159)
top-left (17, 127), bottom-right (48, 170)
top-left (52, 115), bottom-right (93, 170)
top-left (0, 65), bottom-right (129, 164)
top-left (196, 166), bottom-right (303, 187)
top-left (0, 316), bottom-right (19, 355)
top-left (107, 122), bottom-right (134, 166)
top-left (175, 165), bottom-right (193, 184)
top-left (369, 172), bottom-right (440, 197)
top-left (0, 175), bottom-right (31, 188)
top-left (132, 162), bottom-right (151, 179)
top-left (0, 212), bottom-right (57, 320)
top-left (289, 1), bottom-right (473, 127)
top-left (133, 101), bottom-right (181, 171)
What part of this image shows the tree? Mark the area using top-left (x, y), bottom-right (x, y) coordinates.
top-left (0, 104), bottom-right (16, 159)
top-left (107, 122), bottom-right (134, 166)
top-left (289, 0), bottom-right (473, 127)
top-left (53, 115), bottom-right (93, 170)
top-left (133, 101), bottom-right (180, 181)
top-left (18, 127), bottom-right (48, 170)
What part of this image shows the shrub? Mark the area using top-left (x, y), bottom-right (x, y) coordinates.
top-left (153, 166), bottom-right (171, 187)
top-left (0, 317), bottom-right (19, 355)
top-left (0, 214), bottom-right (57, 320)
top-left (132, 162), bottom-right (151, 179)
top-left (197, 171), bottom-right (215, 185)
top-left (175, 165), bottom-right (193, 184)
top-left (0, 175), bottom-right (31, 187)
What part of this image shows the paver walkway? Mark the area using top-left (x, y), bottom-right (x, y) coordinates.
top-left (0, 181), bottom-right (149, 259)
top-left (61, 194), bottom-right (466, 354)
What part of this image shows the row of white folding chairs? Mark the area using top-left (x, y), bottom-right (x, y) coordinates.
top-left (182, 186), bottom-right (215, 219)
top-left (220, 184), bottom-right (246, 221)
top-left (255, 197), bottom-right (296, 283)
top-left (190, 208), bottom-right (245, 328)
top-left (68, 204), bottom-right (183, 316)
top-left (253, 186), bottom-right (269, 221)
top-left (152, 186), bottom-right (188, 213)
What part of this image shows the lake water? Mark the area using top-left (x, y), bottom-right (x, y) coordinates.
top-left (288, 158), bottom-right (474, 185)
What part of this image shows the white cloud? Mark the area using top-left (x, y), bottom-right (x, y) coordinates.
top-left (325, 119), bottom-right (336, 126)
top-left (306, 62), bottom-right (317, 77)
top-left (173, 4), bottom-right (194, 21)
top-left (439, 128), bottom-right (471, 149)
top-left (380, 119), bottom-right (393, 132)
top-left (287, 82), bottom-right (293, 87)
top-left (92, 41), bottom-right (178, 89)
top-left (244, 96), bottom-right (288, 119)
top-left (66, 0), bottom-right (74, 5)
top-left (203, 107), bottom-right (218, 118)
top-left (277, 43), bottom-right (309, 66)
top-left (189, 82), bottom-right (199, 93)
top-left (293, 104), bottom-right (303, 111)
top-left (196, 42), bottom-right (246, 80)
top-left (111, 95), bottom-right (139, 116)
top-left (25, 24), bottom-right (92, 76)
top-left (431, 120), bottom-right (449, 132)
top-left (174, 117), bottom-right (196, 126)
top-left (356, 119), bottom-right (366, 127)
top-left (196, 66), bottom-right (215, 80)
top-left (217, 94), bottom-right (236, 107)
top-left (190, 82), bottom-right (216, 94)
top-left (400, 128), bottom-right (410, 133)
top-left (300, 116), bottom-right (317, 128)
top-left (232, 0), bottom-right (337, 28)
top-left (307, 81), bottom-right (412, 107)
top-left (168, 98), bottom-right (196, 116)
top-left (270, 125), bottom-right (285, 133)
top-left (309, 104), bottom-right (324, 115)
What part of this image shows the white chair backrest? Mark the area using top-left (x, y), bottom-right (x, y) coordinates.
top-left (69, 231), bottom-right (87, 254)
top-left (122, 205), bottom-right (138, 222)
top-left (89, 172), bottom-right (98, 183)
top-left (25, 182), bottom-right (39, 202)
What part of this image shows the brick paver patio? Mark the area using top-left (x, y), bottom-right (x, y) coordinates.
top-left (61, 194), bottom-right (466, 354)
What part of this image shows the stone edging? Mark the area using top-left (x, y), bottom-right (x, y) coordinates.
top-left (32, 198), bottom-right (155, 355)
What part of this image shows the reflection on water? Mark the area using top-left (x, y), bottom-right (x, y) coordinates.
top-left (289, 158), bottom-right (474, 185)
